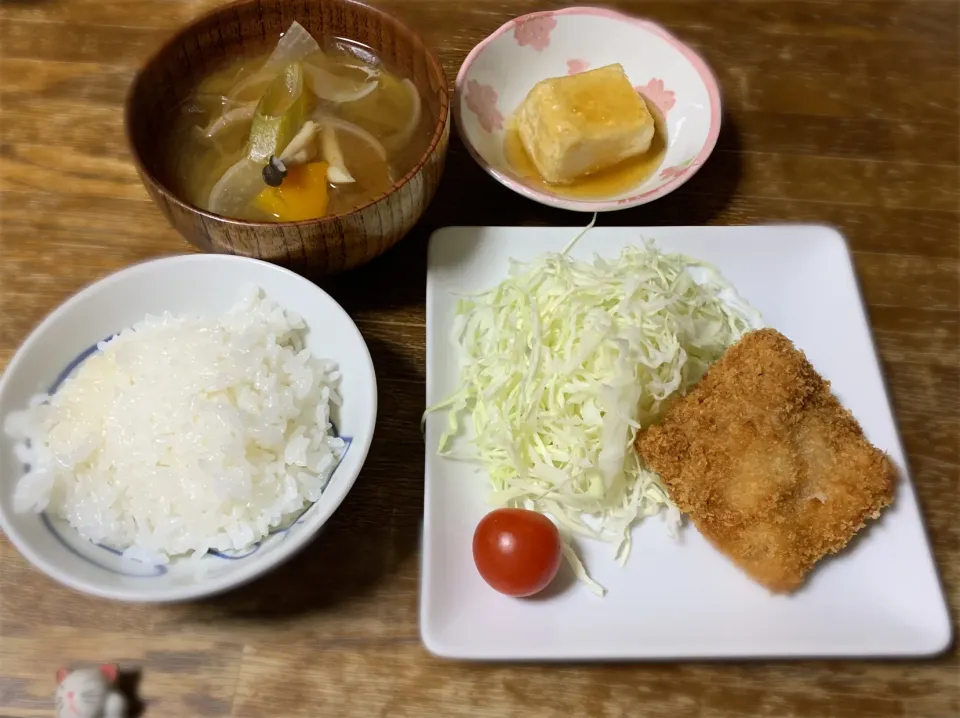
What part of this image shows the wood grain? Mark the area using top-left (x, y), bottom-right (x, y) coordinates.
top-left (1, 0), bottom-right (958, 716)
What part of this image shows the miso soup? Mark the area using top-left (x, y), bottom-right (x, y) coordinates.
top-left (166, 21), bottom-right (430, 222)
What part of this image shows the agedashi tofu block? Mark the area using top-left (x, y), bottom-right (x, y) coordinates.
top-left (516, 63), bottom-right (655, 185)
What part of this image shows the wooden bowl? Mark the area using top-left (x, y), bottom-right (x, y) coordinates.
top-left (125, 0), bottom-right (449, 273)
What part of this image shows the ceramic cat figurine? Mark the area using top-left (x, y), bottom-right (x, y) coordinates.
top-left (55, 665), bottom-right (126, 718)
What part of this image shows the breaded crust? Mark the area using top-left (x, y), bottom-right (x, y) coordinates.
top-left (636, 328), bottom-right (897, 593)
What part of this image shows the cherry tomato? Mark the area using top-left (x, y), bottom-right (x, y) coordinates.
top-left (472, 508), bottom-right (562, 597)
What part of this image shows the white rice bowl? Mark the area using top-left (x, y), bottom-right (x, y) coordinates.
top-left (0, 255), bottom-right (377, 601)
top-left (5, 285), bottom-right (345, 564)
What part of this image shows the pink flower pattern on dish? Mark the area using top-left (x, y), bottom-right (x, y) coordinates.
top-left (566, 58), bottom-right (590, 75)
top-left (659, 158), bottom-right (699, 182)
top-left (635, 78), bottom-right (676, 116)
top-left (464, 80), bottom-right (504, 133)
top-left (513, 14), bottom-right (557, 52)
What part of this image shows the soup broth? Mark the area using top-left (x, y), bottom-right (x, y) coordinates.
top-left (166, 23), bottom-right (431, 222)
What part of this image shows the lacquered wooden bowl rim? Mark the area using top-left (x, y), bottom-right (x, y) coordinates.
top-left (124, 0), bottom-right (449, 229)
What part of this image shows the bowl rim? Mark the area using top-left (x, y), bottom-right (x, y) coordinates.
top-left (0, 254), bottom-right (378, 602)
top-left (453, 6), bottom-right (723, 212)
top-left (124, 0), bottom-right (449, 229)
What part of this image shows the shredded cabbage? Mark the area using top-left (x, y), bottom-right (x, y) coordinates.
top-left (424, 227), bottom-right (761, 595)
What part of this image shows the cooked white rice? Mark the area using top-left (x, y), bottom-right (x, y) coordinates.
top-left (4, 285), bottom-right (345, 563)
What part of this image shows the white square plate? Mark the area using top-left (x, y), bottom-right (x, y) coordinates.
top-left (421, 224), bottom-right (951, 661)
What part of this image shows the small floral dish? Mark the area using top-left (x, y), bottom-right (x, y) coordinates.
top-left (455, 7), bottom-right (721, 211)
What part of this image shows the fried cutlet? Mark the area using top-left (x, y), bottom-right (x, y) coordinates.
top-left (636, 328), bottom-right (896, 593)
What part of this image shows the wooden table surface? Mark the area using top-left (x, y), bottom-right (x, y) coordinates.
top-left (1, 0), bottom-right (958, 716)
